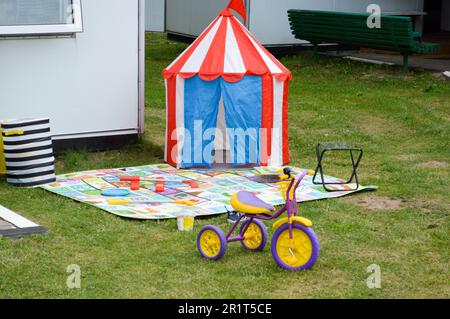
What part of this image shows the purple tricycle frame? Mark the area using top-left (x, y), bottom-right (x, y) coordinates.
top-left (225, 171), bottom-right (307, 244)
top-left (197, 169), bottom-right (320, 270)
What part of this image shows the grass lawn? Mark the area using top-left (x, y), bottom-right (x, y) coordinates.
top-left (0, 33), bottom-right (449, 298)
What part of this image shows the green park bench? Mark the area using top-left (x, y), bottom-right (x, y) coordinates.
top-left (287, 10), bottom-right (440, 73)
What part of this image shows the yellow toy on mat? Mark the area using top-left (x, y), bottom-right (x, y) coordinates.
top-left (108, 199), bottom-right (197, 206)
top-left (173, 200), bottom-right (196, 206)
top-left (108, 199), bottom-right (132, 205)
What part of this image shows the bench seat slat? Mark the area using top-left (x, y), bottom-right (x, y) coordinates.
top-left (289, 14), bottom-right (413, 26)
top-left (412, 41), bottom-right (441, 53)
top-left (292, 28), bottom-right (414, 46)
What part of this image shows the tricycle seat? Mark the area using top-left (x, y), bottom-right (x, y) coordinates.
top-left (230, 191), bottom-right (274, 215)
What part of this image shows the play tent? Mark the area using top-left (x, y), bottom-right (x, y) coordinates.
top-left (163, 7), bottom-right (292, 169)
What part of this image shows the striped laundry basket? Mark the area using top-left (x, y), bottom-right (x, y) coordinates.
top-left (1, 118), bottom-right (56, 187)
top-left (0, 130), bottom-right (5, 175)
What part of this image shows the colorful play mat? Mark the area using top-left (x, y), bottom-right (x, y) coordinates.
top-left (41, 164), bottom-right (375, 220)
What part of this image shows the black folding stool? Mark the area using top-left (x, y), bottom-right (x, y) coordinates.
top-left (312, 142), bottom-right (363, 192)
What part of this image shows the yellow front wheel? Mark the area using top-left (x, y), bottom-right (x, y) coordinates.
top-left (271, 223), bottom-right (320, 270)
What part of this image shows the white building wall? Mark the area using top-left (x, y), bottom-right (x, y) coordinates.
top-left (165, 0), bottom-right (425, 46)
top-left (166, 0), bottom-right (230, 36)
top-left (0, 0), bottom-right (144, 138)
top-left (146, 0), bottom-right (165, 32)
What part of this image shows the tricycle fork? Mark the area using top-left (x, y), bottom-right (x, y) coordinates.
top-left (287, 213), bottom-right (297, 255)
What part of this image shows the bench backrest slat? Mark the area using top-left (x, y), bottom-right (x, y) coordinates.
top-left (288, 10), bottom-right (415, 52)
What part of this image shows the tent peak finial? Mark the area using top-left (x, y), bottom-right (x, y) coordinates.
top-left (226, 0), bottom-right (247, 22)
top-left (219, 9), bottom-right (233, 17)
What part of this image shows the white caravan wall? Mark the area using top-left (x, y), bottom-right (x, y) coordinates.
top-left (0, 0), bottom-right (141, 138)
top-left (165, 0), bottom-right (424, 46)
top-left (249, 0), bottom-right (334, 45)
top-left (146, 0), bottom-right (165, 32)
top-left (166, 0), bottom-right (232, 37)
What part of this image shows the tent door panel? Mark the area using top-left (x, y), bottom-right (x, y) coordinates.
top-left (214, 97), bottom-right (230, 151)
top-left (213, 97), bottom-right (231, 164)
top-left (221, 76), bottom-right (262, 166)
top-left (182, 76), bottom-right (221, 168)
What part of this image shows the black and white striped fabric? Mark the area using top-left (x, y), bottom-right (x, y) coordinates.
top-left (1, 118), bottom-right (56, 187)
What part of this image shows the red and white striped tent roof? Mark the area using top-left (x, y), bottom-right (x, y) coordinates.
top-left (163, 8), bottom-right (292, 168)
top-left (163, 9), bottom-right (292, 83)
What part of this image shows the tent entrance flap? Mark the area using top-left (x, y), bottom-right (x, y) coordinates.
top-left (181, 75), bottom-right (263, 168)
top-left (182, 76), bottom-right (221, 168)
top-left (221, 76), bottom-right (262, 166)
top-left (213, 97), bottom-right (231, 164)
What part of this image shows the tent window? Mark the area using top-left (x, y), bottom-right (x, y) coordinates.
top-left (0, 0), bottom-right (83, 36)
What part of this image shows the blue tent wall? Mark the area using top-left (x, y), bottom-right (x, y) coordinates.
top-left (181, 75), bottom-right (262, 168)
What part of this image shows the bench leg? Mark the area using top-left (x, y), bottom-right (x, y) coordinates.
top-left (312, 44), bottom-right (318, 63)
top-left (402, 54), bottom-right (409, 74)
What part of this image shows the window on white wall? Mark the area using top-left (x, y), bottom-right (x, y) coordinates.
top-left (0, 0), bottom-right (83, 36)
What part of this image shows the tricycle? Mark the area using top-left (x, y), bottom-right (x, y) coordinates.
top-left (197, 168), bottom-right (320, 270)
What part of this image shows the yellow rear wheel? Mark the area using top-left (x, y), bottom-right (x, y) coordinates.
top-left (240, 220), bottom-right (268, 251)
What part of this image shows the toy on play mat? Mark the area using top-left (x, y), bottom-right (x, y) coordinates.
top-left (120, 176), bottom-right (141, 190)
top-left (117, 176), bottom-right (166, 192)
top-left (101, 189), bottom-right (131, 197)
top-left (197, 168), bottom-right (320, 271)
top-left (248, 169), bottom-right (284, 184)
top-left (250, 167), bottom-right (314, 184)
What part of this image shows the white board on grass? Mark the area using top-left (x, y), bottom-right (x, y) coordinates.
top-left (0, 205), bottom-right (38, 228)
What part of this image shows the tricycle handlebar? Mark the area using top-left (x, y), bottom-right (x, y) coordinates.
top-left (284, 170), bottom-right (307, 201)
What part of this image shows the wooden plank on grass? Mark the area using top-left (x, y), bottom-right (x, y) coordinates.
top-left (0, 205), bottom-right (38, 228)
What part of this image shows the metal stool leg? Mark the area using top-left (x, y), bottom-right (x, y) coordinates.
top-left (312, 143), bottom-right (363, 192)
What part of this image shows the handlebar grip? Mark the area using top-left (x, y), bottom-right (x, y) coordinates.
top-left (283, 167), bottom-right (292, 178)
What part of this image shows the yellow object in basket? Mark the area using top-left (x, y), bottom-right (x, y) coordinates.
top-left (4, 129), bottom-right (24, 136)
top-left (0, 128), bottom-right (5, 175)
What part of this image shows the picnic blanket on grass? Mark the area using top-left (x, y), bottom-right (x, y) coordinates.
top-left (40, 164), bottom-right (375, 220)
